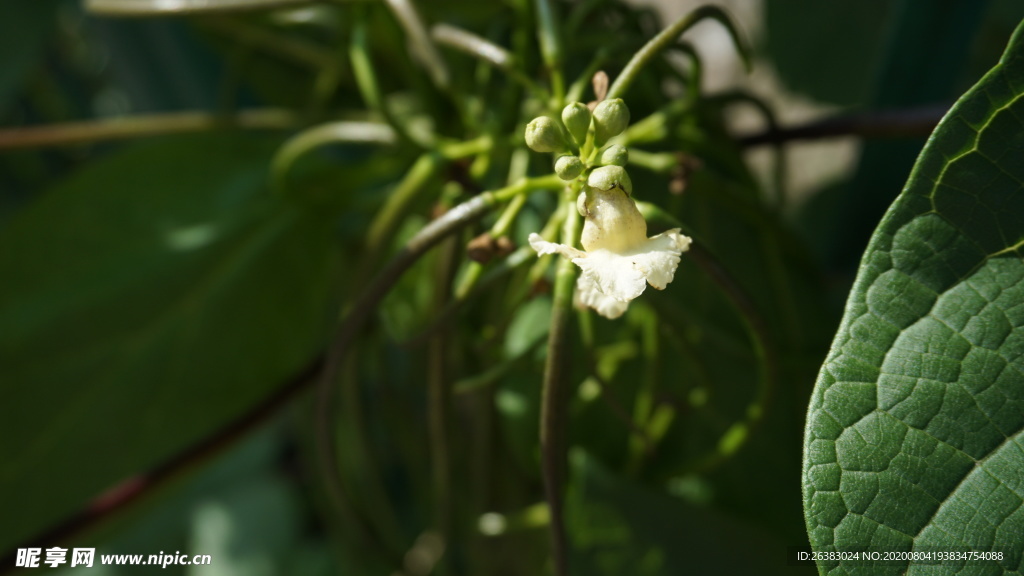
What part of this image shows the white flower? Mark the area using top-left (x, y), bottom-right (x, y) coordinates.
top-left (529, 187), bottom-right (691, 319)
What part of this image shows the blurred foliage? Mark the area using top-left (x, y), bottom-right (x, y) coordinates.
top-left (0, 1), bottom-right (1020, 575)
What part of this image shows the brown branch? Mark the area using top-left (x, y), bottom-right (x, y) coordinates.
top-left (0, 109), bottom-right (299, 151)
top-left (738, 104), bottom-right (949, 148)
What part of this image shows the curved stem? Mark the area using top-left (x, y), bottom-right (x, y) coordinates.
top-left (315, 174), bottom-right (562, 550)
top-left (270, 121), bottom-right (396, 193)
top-left (200, 16), bottom-right (339, 71)
top-left (384, 0), bottom-right (451, 91)
top-left (684, 241), bottom-right (776, 472)
top-left (350, 9), bottom-right (424, 147)
top-left (606, 5), bottom-right (751, 101)
top-left (431, 24), bottom-right (548, 101)
top-left (666, 40), bottom-right (703, 102)
top-left (708, 90), bottom-right (787, 209)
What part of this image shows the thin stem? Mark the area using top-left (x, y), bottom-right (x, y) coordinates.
top-left (316, 174), bottom-right (563, 544)
top-left (738, 104), bottom-right (948, 147)
top-left (201, 16), bottom-right (339, 71)
top-left (606, 5), bottom-right (750, 101)
top-left (428, 234), bottom-right (458, 567)
top-left (270, 121), bottom-right (396, 193)
top-left (362, 138), bottom-right (489, 272)
top-left (534, 0), bottom-right (565, 106)
top-left (684, 242), bottom-right (776, 472)
top-left (384, 0), bottom-right (451, 91)
top-left (350, 10), bottom-right (424, 147)
top-left (0, 109), bottom-right (298, 151)
top-left (708, 90), bottom-right (786, 209)
top-left (667, 40), bottom-right (702, 102)
top-left (431, 23), bottom-right (549, 101)
top-left (539, 184), bottom-right (578, 576)
top-left (86, 0), bottom-right (312, 16)
top-left (452, 146), bottom-right (531, 300)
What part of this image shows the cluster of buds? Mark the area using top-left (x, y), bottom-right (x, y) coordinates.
top-left (524, 99), bottom-right (631, 182)
top-left (524, 98), bottom-right (692, 320)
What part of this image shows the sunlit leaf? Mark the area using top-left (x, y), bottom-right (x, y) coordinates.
top-left (803, 21), bottom-right (1024, 574)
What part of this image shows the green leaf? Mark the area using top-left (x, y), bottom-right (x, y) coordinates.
top-left (0, 134), bottom-right (340, 552)
top-left (803, 20), bottom-right (1024, 574)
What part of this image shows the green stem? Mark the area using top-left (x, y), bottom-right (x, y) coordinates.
top-left (86, 0), bottom-right (310, 16)
top-left (453, 147), bottom-right (531, 299)
top-left (534, 0), bottom-right (565, 106)
top-left (384, 0), bottom-right (451, 91)
top-left (315, 187), bottom-right (525, 563)
top-left (540, 184), bottom-right (579, 576)
top-left (606, 5), bottom-right (750, 100)
top-left (201, 16), bottom-right (340, 71)
top-left (362, 138), bottom-right (490, 273)
top-left (350, 10), bottom-right (424, 147)
top-left (428, 234), bottom-right (459, 570)
top-left (0, 109), bottom-right (297, 151)
top-left (270, 121), bottom-right (396, 194)
top-left (684, 242), bottom-right (776, 472)
top-left (431, 23), bottom-right (548, 101)
top-left (668, 40), bottom-right (703, 102)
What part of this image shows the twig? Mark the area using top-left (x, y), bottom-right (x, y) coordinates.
top-left (738, 104), bottom-right (948, 148)
top-left (0, 109), bottom-right (298, 151)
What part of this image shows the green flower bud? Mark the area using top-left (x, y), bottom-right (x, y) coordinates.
top-left (554, 155), bottom-right (584, 181)
top-left (588, 165), bottom-right (632, 195)
top-left (561, 102), bottom-right (591, 147)
top-left (599, 144), bottom-right (628, 167)
top-left (525, 116), bottom-right (567, 153)
top-left (592, 98), bottom-right (630, 146)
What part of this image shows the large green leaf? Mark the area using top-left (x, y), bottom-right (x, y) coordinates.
top-left (0, 134), bottom-right (340, 553)
top-left (803, 20), bottom-right (1024, 575)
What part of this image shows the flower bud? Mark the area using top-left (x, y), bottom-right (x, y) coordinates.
top-left (561, 102), bottom-right (591, 147)
top-left (587, 165), bottom-right (632, 195)
top-left (599, 144), bottom-right (628, 167)
top-left (554, 155), bottom-right (584, 181)
top-left (525, 116), bottom-right (567, 153)
top-left (592, 98), bottom-right (629, 146)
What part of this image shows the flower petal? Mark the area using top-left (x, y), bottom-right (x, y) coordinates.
top-left (625, 229), bottom-right (692, 290)
top-left (528, 233), bottom-right (585, 259)
top-left (576, 273), bottom-right (630, 319)
top-left (573, 250), bottom-right (647, 302)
